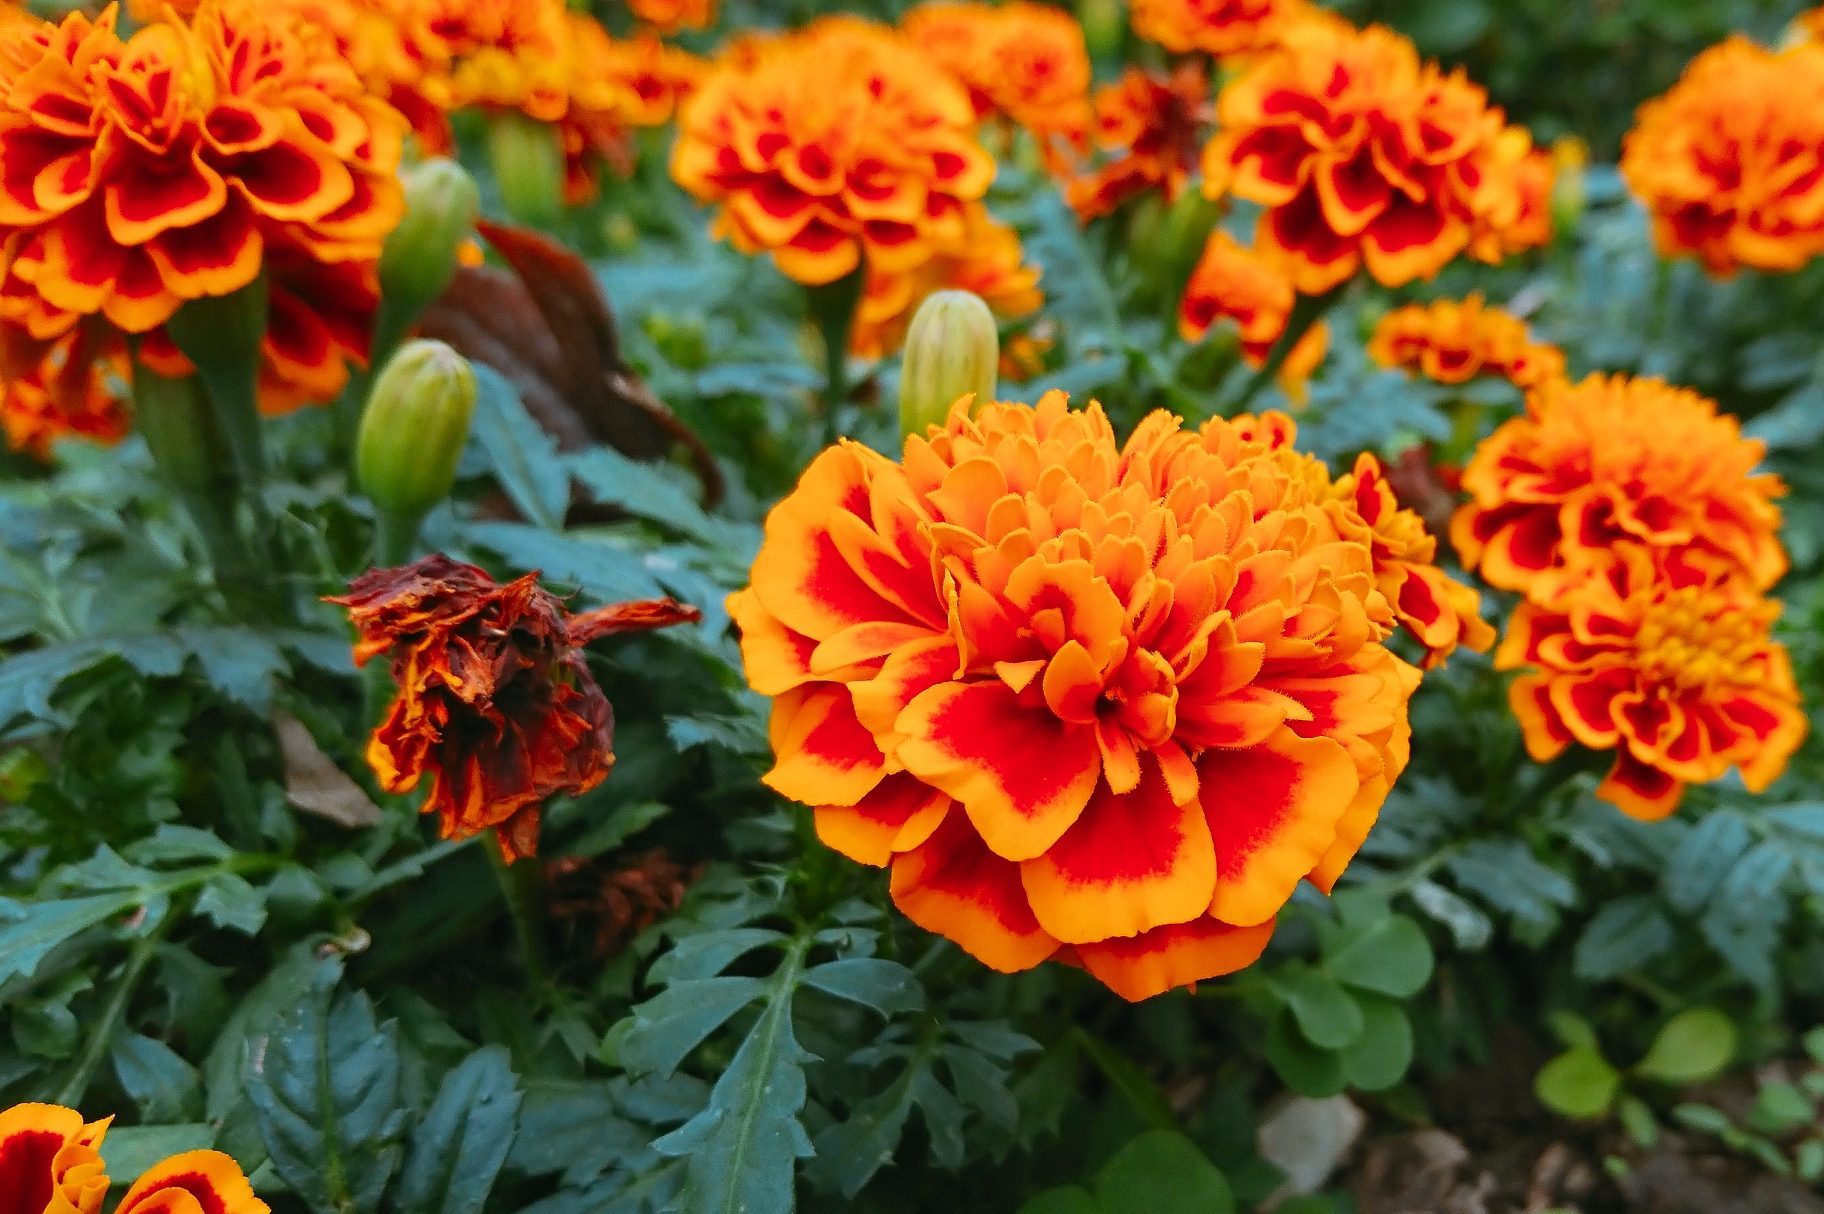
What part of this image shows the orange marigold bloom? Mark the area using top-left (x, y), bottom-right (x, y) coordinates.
top-left (1178, 230), bottom-right (1329, 403)
top-left (1368, 294), bottom-right (1566, 389)
top-left (0, 1103), bottom-right (110, 1214)
top-left (332, 555), bottom-right (700, 861)
top-left (628, 0), bottom-right (716, 34)
top-left (1128, 0), bottom-right (1310, 58)
top-left (729, 393), bottom-right (1453, 1000)
top-left (1621, 37), bottom-right (1824, 275)
top-left (671, 17), bottom-right (995, 285)
top-left (1065, 64), bottom-right (1209, 221)
top-left (1202, 22), bottom-right (1545, 293)
top-left (851, 206), bottom-right (1042, 360)
top-left (0, 330), bottom-right (128, 459)
top-left (904, 2), bottom-right (1090, 139)
top-left (116, 1151), bottom-right (268, 1214)
top-left (1498, 549), bottom-right (1806, 819)
top-left (0, 2), bottom-right (405, 411)
top-left (1453, 374), bottom-right (1787, 603)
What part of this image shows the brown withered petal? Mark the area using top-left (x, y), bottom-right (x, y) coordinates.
top-left (329, 554), bottom-right (700, 861)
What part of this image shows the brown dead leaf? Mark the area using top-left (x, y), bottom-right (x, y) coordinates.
top-left (275, 711), bottom-right (382, 828)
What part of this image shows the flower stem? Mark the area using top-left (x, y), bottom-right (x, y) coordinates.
top-left (55, 910), bottom-right (175, 1108)
top-left (487, 840), bottom-right (551, 991)
top-left (374, 509), bottom-right (424, 569)
top-left (808, 268), bottom-right (865, 446)
top-left (1223, 284), bottom-right (1343, 414)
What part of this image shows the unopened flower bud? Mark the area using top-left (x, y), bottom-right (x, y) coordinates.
top-left (1136, 188), bottom-right (1221, 305)
top-left (1550, 136), bottom-right (1589, 241)
top-left (899, 290), bottom-right (998, 437)
top-left (379, 158), bottom-right (480, 320)
top-left (488, 112), bottom-right (566, 229)
top-left (1076, 0), bottom-right (1124, 60)
top-left (357, 340), bottom-right (477, 536)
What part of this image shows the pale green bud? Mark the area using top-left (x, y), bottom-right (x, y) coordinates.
top-left (356, 340), bottom-right (477, 530)
top-left (379, 158), bottom-right (480, 318)
top-left (487, 111), bottom-right (566, 229)
top-left (899, 290), bottom-right (999, 438)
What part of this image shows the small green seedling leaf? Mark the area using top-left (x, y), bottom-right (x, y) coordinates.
top-left (1634, 1008), bottom-right (1736, 1086)
top-left (1535, 1047), bottom-right (1621, 1120)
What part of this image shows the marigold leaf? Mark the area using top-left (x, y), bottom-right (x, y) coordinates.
top-left (619, 976), bottom-right (769, 1079)
top-left (1574, 894), bottom-right (1675, 981)
top-left (396, 1046), bottom-right (525, 1214)
top-left (809, 1069), bottom-right (918, 1197)
top-left (1663, 811), bottom-right (1751, 913)
top-left (1446, 839), bottom-right (1577, 933)
top-left (194, 872), bottom-right (267, 936)
top-left (800, 958), bottom-right (924, 1017)
top-left (111, 1031), bottom-right (203, 1122)
top-left (1094, 1130), bottom-right (1235, 1214)
top-left (471, 364), bottom-right (570, 530)
top-left (98, 1124), bottom-right (216, 1186)
top-left (1411, 880), bottom-right (1494, 950)
top-left (1699, 840), bottom-right (1793, 989)
top-left (0, 890), bottom-right (146, 985)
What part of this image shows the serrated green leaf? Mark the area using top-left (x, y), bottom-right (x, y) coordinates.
top-left (619, 976), bottom-right (768, 1079)
top-left (203, 944), bottom-right (319, 1121)
top-left (395, 1046), bottom-right (525, 1214)
top-left (0, 892), bottom-right (141, 985)
top-left (1574, 895), bottom-right (1674, 981)
top-left (1095, 1130), bottom-right (1234, 1214)
top-left (175, 625), bottom-right (287, 711)
top-left (1325, 913), bottom-right (1434, 998)
top-left (461, 522), bottom-right (666, 604)
top-left (194, 872), bottom-right (266, 936)
top-left (1700, 840), bottom-right (1793, 988)
top-left (1664, 812), bottom-right (1751, 913)
top-left (244, 959), bottom-right (406, 1213)
top-left (800, 958), bottom-right (923, 1017)
top-left (1338, 995), bottom-right (1414, 1092)
top-left (100, 1124), bottom-right (216, 1186)
top-left (1446, 839), bottom-right (1576, 932)
top-left (470, 365), bottom-right (568, 530)
top-left (112, 1032), bottom-right (202, 1122)
top-left (810, 1068), bottom-right (918, 1197)
top-left (1633, 1009), bottom-right (1736, 1085)
top-left (1535, 1047), bottom-right (1620, 1120)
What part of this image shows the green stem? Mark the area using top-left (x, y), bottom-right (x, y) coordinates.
top-left (374, 509), bottom-right (424, 569)
top-left (55, 909), bottom-right (176, 1107)
top-left (808, 269), bottom-right (864, 446)
top-left (487, 841), bottom-right (551, 991)
top-left (1223, 285), bottom-right (1343, 414)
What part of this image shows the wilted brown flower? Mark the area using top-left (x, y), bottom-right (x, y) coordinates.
top-left (331, 555), bottom-right (699, 860)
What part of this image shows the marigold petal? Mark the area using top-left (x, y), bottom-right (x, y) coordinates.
top-left (1074, 917), bottom-right (1276, 1002)
top-left (763, 683), bottom-right (888, 808)
top-left (116, 1149), bottom-right (267, 1214)
top-left (889, 811), bottom-right (1060, 973)
top-left (815, 776), bottom-right (952, 867)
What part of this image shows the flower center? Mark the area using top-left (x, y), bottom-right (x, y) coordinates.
top-left (1632, 587), bottom-right (1760, 693)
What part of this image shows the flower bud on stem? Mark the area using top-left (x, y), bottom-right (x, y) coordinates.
top-left (375, 158), bottom-right (481, 369)
top-left (356, 340), bottom-right (478, 565)
top-left (488, 111), bottom-right (566, 230)
top-left (899, 289), bottom-right (999, 437)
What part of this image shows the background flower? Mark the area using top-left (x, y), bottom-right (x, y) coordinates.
top-left (1128, 0), bottom-right (1314, 58)
top-left (850, 206), bottom-right (1041, 359)
top-left (1065, 64), bottom-right (1209, 221)
top-left (1178, 231), bottom-right (1329, 401)
top-left (1453, 373), bottom-right (1787, 603)
top-left (1369, 293), bottom-right (1566, 389)
top-left (1622, 37), bottom-right (1824, 275)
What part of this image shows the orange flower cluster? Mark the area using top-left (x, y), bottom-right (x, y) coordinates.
top-left (333, 555), bottom-right (699, 861)
top-left (1368, 294), bottom-right (1566, 390)
top-left (672, 16), bottom-right (999, 293)
top-left (0, 2), bottom-right (405, 414)
top-left (902, 2), bottom-right (1091, 140)
top-left (629, 0), bottom-right (717, 34)
top-left (1456, 374), bottom-right (1801, 818)
top-left (0, 330), bottom-right (128, 459)
top-left (1066, 64), bottom-right (1209, 221)
top-left (731, 393), bottom-right (1487, 999)
top-left (1203, 21), bottom-right (1550, 294)
top-left (1621, 37), bottom-right (1824, 275)
top-left (1128, 0), bottom-right (1313, 58)
top-left (1178, 231), bottom-right (1328, 402)
top-left (851, 208), bottom-right (1042, 359)
top-left (0, 1102), bottom-right (266, 1214)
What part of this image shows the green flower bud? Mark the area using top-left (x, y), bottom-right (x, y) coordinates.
top-left (899, 289), bottom-right (999, 438)
top-left (1076, 0), bottom-right (1125, 60)
top-left (379, 158), bottom-right (480, 320)
top-left (357, 340), bottom-right (477, 550)
top-left (0, 747), bottom-right (49, 804)
top-left (1134, 188), bottom-right (1221, 307)
top-left (1550, 136), bottom-right (1589, 243)
top-left (488, 111), bottom-right (566, 229)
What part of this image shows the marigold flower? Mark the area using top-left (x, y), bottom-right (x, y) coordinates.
top-left (1178, 231), bottom-right (1328, 402)
top-left (671, 17), bottom-right (994, 286)
top-left (1128, 0), bottom-right (1310, 58)
top-left (628, 0), bottom-right (716, 34)
top-left (331, 555), bottom-right (700, 861)
top-left (1202, 22), bottom-right (1545, 293)
top-left (1368, 294), bottom-right (1566, 390)
top-left (729, 392), bottom-right (1448, 999)
top-left (0, 331), bottom-right (128, 460)
top-left (0, 2), bottom-right (405, 413)
top-left (852, 207), bottom-right (1041, 360)
top-left (1498, 549), bottom-right (1806, 819)
top-left (0, 1103), bottom-right (111, 1214)
top-left (1453, 374), bottom-right (1787, 603)
top-left (115, 1151), bottom-right (268, 1214)
top-left (1622, 38), bottom-right (1824, 275)
top-left (1065, 64), bottom-right (1209, 221)
top-left (904, 2), bottom-right (1090, 140)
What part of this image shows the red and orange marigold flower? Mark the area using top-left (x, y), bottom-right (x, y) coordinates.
top-left (1368, 294), bottom-right (1566, 390)
top-left (1178, 231), bottom-right (1329, 402)
top-left (1498, 549), bottom-right (1806, 819)
top-left (1452, 374), bottom-right (1787, 604)
top-left (850, 206), bottom-right (1042, 360)
top-left (729, 393), bottom-right (1485, 999)
top-left (1621, 37), bottom-right (1824, 276)
top-left (0, 2), bottom-right (406, 413)
top-left (1065, 64), bottom-right (1209, 221)
top-left (332, 555), bottom-right (700, 862)
top-left (0, 330), bottom-right (128, 460)
top-left (628, 0), bottom-right (717, 35)
top-left (1, 1102), bottom-right (266, 1214)
top-left (1202, 21), bottom-right (1548, 294)
top-left (1128, 0), bottom-right (1314, 59)
top-left (671, 17), bottom-right (995, 286)
top-left (902, 2), bottom-right (1091, 141)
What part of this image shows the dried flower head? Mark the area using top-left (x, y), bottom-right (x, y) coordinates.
top-left (331, 555), bottom-right (699, 861)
